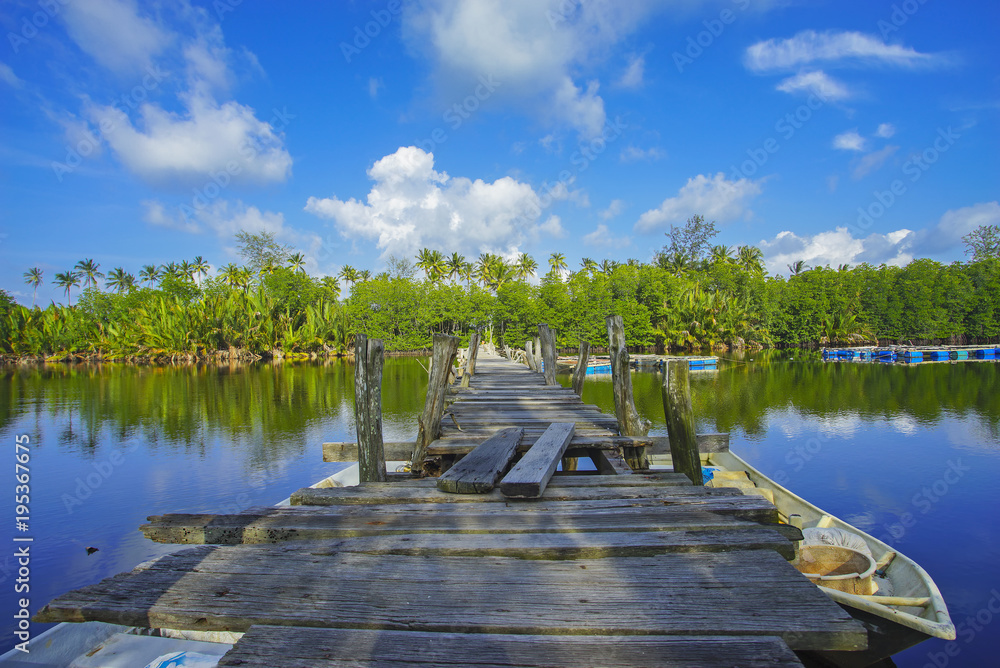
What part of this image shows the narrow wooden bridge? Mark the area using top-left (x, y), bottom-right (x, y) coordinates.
top-left (36, 326), bottom-right (867, 667)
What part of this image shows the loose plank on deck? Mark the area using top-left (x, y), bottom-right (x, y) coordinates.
top-left (36, 547), bottom-right (865, 651)
top-left (499, 422), bottom-right (575, 498)
top-left (219, 626), bottom-right (806, 667)
top-left (436, 427), bottom-right (523, 494)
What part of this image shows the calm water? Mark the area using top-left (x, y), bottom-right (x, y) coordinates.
top-left (2, 354), bottom-right (998, 667)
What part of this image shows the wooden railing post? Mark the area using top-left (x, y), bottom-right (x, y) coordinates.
top-left (460, 330), bottom-right (481, 388)
top-left (532, 335), bottom-right (542, 372)
top-left (538, 324), bottom-right (557, 385)
top-left (571, 339), bottom-right (590, 397)
top-left (411, 333), bottom-right (460, 476)
top-left (524, 339), bottom-right (537, 371)
top-left (663, 359), bottom-right (703, 485)
top-left (354, 334), bottom-right (386, 483)
top-left (606, 315), bottom-right (650, 469)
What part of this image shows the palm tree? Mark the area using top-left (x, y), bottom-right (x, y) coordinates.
top-left (357, 269), bottom-right (371, 282)
top-left (237, 267), bottom-right (254, 292)
top-left (338, 265), bottom-right (359, 290)
top-left (287, 252), bottom-right (306, 273)
top-left (74, 259), bottom-right (103, 289)
top-left (787, 260), bottom-right (808, 277)
top-left (415, 248), bottom-right (446, 282)
top-left (105, 267), bottom-right (135, 293)
top-left (548, 252), bottom-right (567, 279)
top-left (160, 262), bottom-right (181, 279)
top-left (23, 267), bottom-right (43, 307)
top-left (220, 263), bottom-right (242, 288)
top-left (258, 259), bottom-right (278, 278)
top-left (515, 252), bottom-right (537, 281)
top-left (53, 271), bottom-right (81, 306)
top-left (446, 252), bottom-right (466, 283)
top-left (319, 276), bottom-right (340, 300)
top-left (139, 264), bottom-right (161, 287)
top-left (600, 259), bottom-right (618, 276)
top-left (180, 259), bottom-right (197, 282)
top-left (710, 245), bottom-right (734, 265)
top-left (460, 261), bottom-right (475, 289)
top-left (579, 258), bottom-right (597, 276)
top-left (191, 256), bottom-right (210, 285)
top-left (737, 246), bottom-right (765, 275)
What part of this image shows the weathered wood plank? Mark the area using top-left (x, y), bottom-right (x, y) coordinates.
top-left (499, 423), bottom-right (575, 498)
top-left (36, 548), bottom-right (866, 651)
top-left (436, 427), bottom-right (523, 494)
top-left (219, 627), bottom-right (807, 667)
top-left (590, 447), bottom-right (634, 475)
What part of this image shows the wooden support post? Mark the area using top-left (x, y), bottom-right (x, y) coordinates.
top-left (532, 335), bottom-right (542, 371)
top-left (570, 339), bottom-right (590, 397)
top-left (538, 323), bottom-right (557, 385)
top-left (524, 339), bottom-right (536, 371)
top-left (411, 333), bottom-right (460, 476)
top-left (354, 334), bottom-right (386, 483)
top-left (605, 315), bottom-right (651, 442)
top-left (459, 330), bottom-right (481, 388)
top-left (662, 359), bottom-right (703, 485)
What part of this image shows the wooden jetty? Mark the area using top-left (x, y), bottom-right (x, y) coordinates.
top-left (37, 321), bottom-right (868, 667)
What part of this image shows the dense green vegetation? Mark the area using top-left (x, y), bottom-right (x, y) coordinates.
top-left (3, 223), bottom-right (1000, 361)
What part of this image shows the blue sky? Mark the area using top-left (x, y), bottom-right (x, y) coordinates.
top-left (1, 0), bottom-right (998, 305)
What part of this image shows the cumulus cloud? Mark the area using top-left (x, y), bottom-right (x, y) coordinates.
top-left (876, 122), bottom-right (896, 138)
top-left (833, 130), bottom-right (866, 151)
top-left (620, 145), bottom-right (665, 162)
top-left (583, 224), bottom-right (630, 249)
top-left (852, 145), bottom-right (899, 179)
top-left (776, 70), bottom-right (851, 100)
top-left (760, 227), bottom-right (915, 274)
top-left (600, 199), bottom-right (626, 220)
top-left (403, 0), bottom-right (665, 138)
top-left (304, 146), bottom-right (563, 260)
top-left (88, 94), bottom-right (292, 185)
top-left (62, 0), bottom-right (171, 76)
top-left (745, 30), bottom-right (940, 72)
top-left (634, 173), bottom-right (763, 232)
top-left (916, 202), bottom-right (1000, 256)
top-left (617, 54), bottom-right (645, 89)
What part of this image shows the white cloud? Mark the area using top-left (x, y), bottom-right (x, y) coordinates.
top-left (88, 93), bottom-right (292, 185)
top-left (776, 70), bottom-right (851, 100)
top-left (916, 201), bottom-right (1000, 256)
top-left (600, 199), bottom-right (625, 220)
top-left (304, 146), bottom-right (562, 260)
top-left (368, 77), bottom-right (384, 99)
top-left (833, 130), bottom-right (866, 151)
top-left (0, 63), bottom-right (24, 88)
top-left (634, 173), bottom-right (763, 232)
top-left (745, 30), bottom-right (939, 72)
top-left (760, 227), bottom-right (915, 274)
top-left (620, 145), bottom-right (666, 162)
top-left (583, 223), bottom-right (630, 249)
top-left (617, 54), bottom-right (645, 89)
top-left (61, 0), bottom-right (171, 75)
top-left (852, 145), bottom-right (898, 179)
top-left (403, 0), bottom-right (664, 138)
top-left (876, 122), bottom-right (896, 138)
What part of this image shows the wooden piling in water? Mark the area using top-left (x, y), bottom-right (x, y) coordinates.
top-left (354, 334), bottom-right (387, 483)
top-left (571, 340), bottom-right (590, 397)
top-left (606, 316), bottom-right (650, 469)
top-left (538, 323), bottom-right (557, 385)
top-left (663, 359), bottom-right (703, 485)
top-left (412, 333), bottom-right (460, 475)
top-left (525, 339), bottom-right (537, 371)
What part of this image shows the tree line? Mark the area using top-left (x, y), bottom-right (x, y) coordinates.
top-left (2, 222), bottom-right (999, 361)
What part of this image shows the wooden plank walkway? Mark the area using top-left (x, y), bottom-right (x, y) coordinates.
top-left (36, 350), bottom-right (867, 666)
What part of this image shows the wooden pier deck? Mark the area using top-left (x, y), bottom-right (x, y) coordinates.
top-left (36, 350), bottom-right (867, 666)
